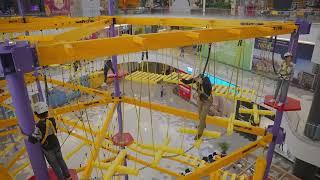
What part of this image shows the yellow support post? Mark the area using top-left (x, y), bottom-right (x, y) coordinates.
top-left (252, 156), bottom-right (267, 180)
top-left (81, 103), bottom-right (117, 179)
top-left (227, 113), bottom-right (235, 136)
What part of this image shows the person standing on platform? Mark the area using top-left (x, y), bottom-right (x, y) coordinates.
top-left (181, 74), bottom-right (213, 139)
top-left (28, 102), bottom-right (71, 180)
top-left (270, 52), bottom-right (295, 106)
top-left (103, 59), bottom-right (115, 84)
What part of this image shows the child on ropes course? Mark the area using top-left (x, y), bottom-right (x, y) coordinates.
top-left (28, 102), bottom-right (71, 180)
top-left (181, 74), bottom-right (213, 140)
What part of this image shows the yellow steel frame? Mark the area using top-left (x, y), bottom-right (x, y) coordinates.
top-left (0, 15), bottom-right (297, 179)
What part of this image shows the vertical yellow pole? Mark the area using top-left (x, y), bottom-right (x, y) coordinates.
top-left (252, 156), bottom-right (267, 180)
top-left (82, 103), bottom-right (117, 179)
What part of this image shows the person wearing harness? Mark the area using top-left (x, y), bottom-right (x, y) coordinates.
top-left (181, 74), bottom-right (213, 139)
top-left (28, 102), bottom-right (71, 180)
top-left (270, 52), bottom-right (295, 106)
top-left (103, 59), bottom-right (115, 83)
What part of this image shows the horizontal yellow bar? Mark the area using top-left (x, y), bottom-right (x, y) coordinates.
top-left (179, 128), bottom-right (221, 138)
top-left (37, 24), bottom-right (296, 66)
top-left (7, 147), bottom-right (26, 169)
top-left (0, 128), bottom-right (19, 137)
top-left (53, 98), bottom-right (112, 115)
top-left (123, 96), bottom-right (266, 136)
top-left (0, 118), bottom-right (18, 129)
top-left (0, 16), bottom-right (109, 33)
top-left (115, 16), bottom-right (296, 28)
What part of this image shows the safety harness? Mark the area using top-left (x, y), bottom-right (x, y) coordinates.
top-left (40, 119), bottom-right (57, 145)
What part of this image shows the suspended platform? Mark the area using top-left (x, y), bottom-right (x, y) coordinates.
top-left (264, 95), bottom-right (301, 111)
top-left (212, 85), bottom-right (256, 103)
top-left (125, 71), bottom-right (165, 84)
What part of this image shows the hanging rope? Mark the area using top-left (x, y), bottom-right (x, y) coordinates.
top-left (202, 43), bottom-right (212, 75)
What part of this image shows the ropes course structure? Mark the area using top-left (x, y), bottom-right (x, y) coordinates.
top-left (0, 14), bottom-right (306, 180)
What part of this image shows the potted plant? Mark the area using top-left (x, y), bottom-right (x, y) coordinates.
top-left (218, 141), bottom-right (230, 157)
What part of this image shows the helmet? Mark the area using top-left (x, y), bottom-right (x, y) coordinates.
top-left (284, 52), bottom-right (293, 58)
top-left (34, 102), bottom-right (48, 114)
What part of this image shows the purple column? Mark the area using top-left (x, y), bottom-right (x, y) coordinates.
top-left (263, 29), bottom-right (300, 179)
top-left (6, 71), bottom-right (49, 179)
top-left (108, 1), bottom-right (128, 180)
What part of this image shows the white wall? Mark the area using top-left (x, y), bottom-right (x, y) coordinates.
top-left (80, 0), bottom-right (101, 17)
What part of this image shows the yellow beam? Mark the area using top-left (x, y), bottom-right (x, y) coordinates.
top-left (82, 103), bottom-right (117, 179)
top-left (0, 16), bottom-right (109, 33)
top-left (10, 162), bottom-right (29, 177)
top-left (0, 118), bottom-right (18, 129)
top-left (39, 77), bottom-right (110, 97)
top-left (6, 147), bottom-right (26, 169)
top-left (37, 24), bottom-right (296, 66)
top-left (181, 134), bottom-right (272, 179)
top-left (122, 96), bottom-right (266, 136)
top-left (0, 128), bottom-right (19, 137)
top-left (53, 98), bottom-right (112, 115)
top-left (180, 128), bottom-right (221, 138)
top-left (17, 18), bottom-right (113, 43)
top-left (115, 16), bottom-right (295, 28)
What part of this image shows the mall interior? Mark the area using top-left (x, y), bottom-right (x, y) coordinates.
top-left (0, 0), bottom-right (320, 180)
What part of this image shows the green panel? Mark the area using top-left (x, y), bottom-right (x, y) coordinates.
top-left (201, 39), bottom-right (254, 71)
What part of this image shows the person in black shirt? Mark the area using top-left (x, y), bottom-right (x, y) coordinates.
top-left (104, 59), bottom-right (115, 83)
top-left (28, 102), bottom-right (71, 180)
top-left (181, 74), bottom-right (213, 139)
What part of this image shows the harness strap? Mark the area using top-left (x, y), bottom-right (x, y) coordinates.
top-left (40, 119), bottom-right (56, 145)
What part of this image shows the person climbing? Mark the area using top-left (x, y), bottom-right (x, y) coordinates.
top-left (181, 74), bottom-right (213, 139)
top-left (103, 59), bottom-right (115, 83)
top-left (28, 102), bottom-right (71, 180)
top-left (270, 52), bottom-right (295, 106)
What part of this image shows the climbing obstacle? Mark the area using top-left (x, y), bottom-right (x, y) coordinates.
top-left (239, 104), bottom-right (275, 125)
top-left (125, 71), bottom-right (165, 84)
top-left (212, 85), bottom-right (256, 102)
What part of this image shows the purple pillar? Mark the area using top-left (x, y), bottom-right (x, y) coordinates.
top-left (6, 72), bottom-right (49, 179)
top-left (263, 28), bottom-right (301, 180)
top-left (107, 1), bottom-right (128, 180)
